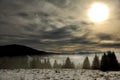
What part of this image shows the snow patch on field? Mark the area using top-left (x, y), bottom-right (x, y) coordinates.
top-left (0, 69), bottom-right (120, 80)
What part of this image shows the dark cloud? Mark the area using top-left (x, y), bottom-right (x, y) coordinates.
top-left (69, 37), bottom-right (97, 45)
top-left (17, 11), bottom-right (51, 19)
top-left (17, 12), bottom-right (30, 18)
top-left (0, 0), bottom-right (120, 52)
top-left (46, 0), bottom-right (70, 7)
top-left (22, 24), bottom-right (40, 32)
top-left (97, 33), bottom-right (112, 40)
top-left (46, 0), bottom-right (64, 5)
top-left (99, 43), bottom-right (120, 48)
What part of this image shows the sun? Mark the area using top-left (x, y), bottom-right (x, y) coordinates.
top-left (88, 2), bottom-right (110, 23)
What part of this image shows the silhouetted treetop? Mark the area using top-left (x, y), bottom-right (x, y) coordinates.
top-left (100, 51), bottom-right (119, 71)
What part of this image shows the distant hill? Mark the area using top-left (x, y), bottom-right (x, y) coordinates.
top-left (0, 44), bottom-right (104, 57)
top-left (0, 44), bottom-right (49, 57)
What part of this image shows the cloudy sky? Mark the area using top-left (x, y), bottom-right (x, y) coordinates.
top-left (0, 0), bottom-right (120, 52)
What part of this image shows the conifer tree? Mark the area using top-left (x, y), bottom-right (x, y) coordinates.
top-left (100, 51), bottom-right (119, 71)
top-left (92, 55), bottom-right (100, 69)
top-left (53, 60), bottom-right (59, 69)
top-left (46, 58), bottom-right (52, 68)
top-left (100, 53), bottom-right (108, 71)
top-left (62, 57), bottom-right (74, 69)
top-left (82, 56), bottom-right (91, 69)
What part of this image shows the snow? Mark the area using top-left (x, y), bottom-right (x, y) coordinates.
top-left (0, 69), bottom-right (120, 80)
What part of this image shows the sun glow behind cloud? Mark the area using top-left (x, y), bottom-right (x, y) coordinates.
top-left (88, 2), bottom-right (110, 23)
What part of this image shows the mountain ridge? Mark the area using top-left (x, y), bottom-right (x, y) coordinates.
top-left (0, 44), bottom-right (50, 57)
top-left (0, 44), bottom-right (104, 57)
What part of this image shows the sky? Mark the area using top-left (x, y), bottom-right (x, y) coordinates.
top-left (0, 0), bottom-right (120, 53)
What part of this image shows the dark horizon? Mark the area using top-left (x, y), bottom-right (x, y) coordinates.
top-left (0, 44), bottom-right (120, 58)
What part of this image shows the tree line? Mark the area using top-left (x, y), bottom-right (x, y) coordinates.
top-left (82, 51), bottom-right (120, 71)
top-left (30, 51), bottom-right (120, 71)
top-left (0, 56), bottom-right (74, 69)
top-left (31, 56), bottom-right (75, 69)
top-left (0, 51), bottom-right (120, 71)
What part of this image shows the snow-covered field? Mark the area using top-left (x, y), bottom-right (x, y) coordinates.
top-left (0, 69), bottom-right (120, 80)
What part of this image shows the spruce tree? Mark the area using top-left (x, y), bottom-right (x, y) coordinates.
top-left (46, 58), bottom-right (52, 68)
top-left (82, 56), bottom-right (91, 69)
top-left (107, 51), bottom-right (119, 71)
top-left (92, 55), bottom-right (100, 69)
top-left (100, 51), bottom-right (119, 71)
top-left (62, 57), bottom-right (74, 69)
top-left (53, 60), bottom-right (59, 69)
top-left (100, 53), bottom-right (108, 71)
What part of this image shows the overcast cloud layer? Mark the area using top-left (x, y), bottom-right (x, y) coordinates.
top-left (0, 0), bottom-right (120, 52)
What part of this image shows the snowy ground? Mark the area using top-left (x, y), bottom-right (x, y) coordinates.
top-left (0, 69), bottom-right (120, 80)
